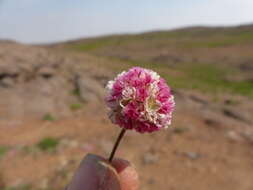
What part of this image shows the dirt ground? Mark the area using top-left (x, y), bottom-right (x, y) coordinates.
top-left (1, 99), bottom-right (253, 190)
top-left (1, 39), bottom-right (253, 190)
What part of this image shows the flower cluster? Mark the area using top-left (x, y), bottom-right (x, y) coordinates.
top-left (105, 67), bottom-right (175, 133)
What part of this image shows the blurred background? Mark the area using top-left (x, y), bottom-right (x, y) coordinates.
top-left (0, 0), bottom-right (253, 190)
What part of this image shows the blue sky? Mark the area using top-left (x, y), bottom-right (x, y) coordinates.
top-left (0, 0), bottom-right (253, 44)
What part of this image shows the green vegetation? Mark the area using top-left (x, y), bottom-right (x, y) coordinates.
top-left (66, 27), bottom-right (253, 99)
top-left (114, 59), bottom-right (253, 99)
top-left (70, 103), bottom-right (83, 111)
top-left (173, 127), bottom-right (189, 134)
top-left (3, 184), bottom-right (32, 190)
top-left (73, 40), bottom-right (109, 51)
top-left (21, 145), bottom-right (41, 155)
top-left (43, 113), bottom-right (56, 121)
top-left (178, 30), bottom-right (253, 48)
top-left (0, 146), bottom-right (8, 159)
top-left (72, 36), bottom-right (124, 51)
top-left (72, 89), bottom-right (81, 97)
top-left (70, 30), bottom-right (253, 51)
top-left (179, 63), bottom-right (253, 98)
top-left (37, 137), bottom-right (59, 152)
top-left (21, 145), bottom-right (33, 155)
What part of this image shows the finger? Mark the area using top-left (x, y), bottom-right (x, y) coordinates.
top-left (67, 154), bottom-right (121, 190)
top-left (111, 158), bottom-right (139, 190)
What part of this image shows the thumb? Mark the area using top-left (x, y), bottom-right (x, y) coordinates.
top-left (111, 158), bottom-right (139, 190)
top-left (66, 154), bottom-right (139, 190)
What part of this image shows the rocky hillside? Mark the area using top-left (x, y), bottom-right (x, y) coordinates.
top-left (0, 25), bottom-right (253, 190)
top-left (0, 41), bottom-right (109, 121)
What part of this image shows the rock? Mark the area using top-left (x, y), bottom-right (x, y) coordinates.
top-left (11, 179), bottom-right (25, 188)
top-left (60, 139), bottom-right (79, 149)
top-left (223, 108), bottom-right (252, 124)
top-left (239, 62), bottom-right (253, 72)
top-left (0, 42), bottom-right (112, 120)
top-left (93, 75), bottom-right (110, 87)
top-left (224, 99), bottom-right (240, 105)
top-left (75, 75), bottom-right (105, 102)
top-left (142, 152), bottom-right (159, 164)
top-left (38, 66), bottom-right (55, 79)
top-left (240, 131), bottom-right (253, 144)
top-left (0, 72), bottom-right (18, 87)
top-left (204, 118), bottom-right (220, 128)
top-left (39, 178), bottom-right (49, 189)
top-left (183, 152), bottom-right (201, 160)
top-left (147, 178), bottom-right (156, 185)
top-left (175, 151), bottom-right (201, 160)
top-left (189, 95), bottom-right (208, 105)
top-left (68, 140), bottom-right (79, 148)
top-left (224, 74), bottom-right (248, 82)
top-left (226, 131), bottom-right (243, 142)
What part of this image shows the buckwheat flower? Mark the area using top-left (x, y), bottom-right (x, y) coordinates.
top-left (106, 67), bottom-right (175, 162)
top-left (106, 67), bottom-right (175, 133)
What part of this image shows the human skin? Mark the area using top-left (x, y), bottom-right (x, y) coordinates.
top-left (65, 154), bottom-right (139, 190)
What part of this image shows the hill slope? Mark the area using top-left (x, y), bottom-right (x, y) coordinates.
top-left (55, 25), bottom-right (253, 99)
top-left (0, 25), bottom-right (253, 190)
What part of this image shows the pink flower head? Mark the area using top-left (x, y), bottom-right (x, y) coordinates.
top-left (105, 67), bottom-right (175, 133)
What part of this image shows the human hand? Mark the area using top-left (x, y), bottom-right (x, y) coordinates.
top-left (66, 154), bottom-right (139, 190)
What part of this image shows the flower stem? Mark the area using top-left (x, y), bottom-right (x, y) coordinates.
top-left (109, 128), bottom-right (126, 162)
